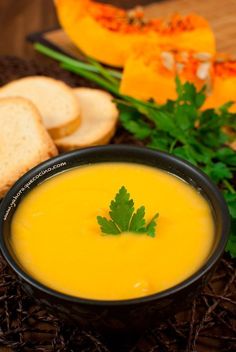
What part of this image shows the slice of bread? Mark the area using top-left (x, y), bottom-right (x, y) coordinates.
top-left (55, 88), bottom-right (118, 151)
top-left (0, 76), bottom-right (80, 139)
top-left (0, 97), bottom-right (58, 198)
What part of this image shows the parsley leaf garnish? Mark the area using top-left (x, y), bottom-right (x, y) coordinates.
top-left (109, 186), bottom-right (134, 232)
top-left (97, 186), bottom-right (159, 237)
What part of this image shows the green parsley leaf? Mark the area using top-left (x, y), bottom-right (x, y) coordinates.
top-left (203, 162), bottom-right (233, 183)
top-left (119, 104), bottom-right (152, 140)
top-left (224, 192), bottom-right (236, 218)
top-left (97, 186), bottom-right (159, 236)
top-left (129, 206), bottom-right (146, 232)
top-left (176, 76), bottom-right (206, 108)
top-left (109, 186), bottom-right (134, 232)
top-left (148, 130), bottom-right (172, 152)
top-left (173, 146), bottom-right (197, 165)
top-left (216, 148), bottom-right (236, 166)
top-left (146, 213), bottom-right (159, 237)
top-left (225, 193), bottom-right (236, 258)
top-left (97, 217), bottom-right (121, 235)
top-left (226, 230), bottom-right (236, 258)
top-left (219, 101), bottom-right (235, 113)
top-left (175, 104), bottom-right (197, 131)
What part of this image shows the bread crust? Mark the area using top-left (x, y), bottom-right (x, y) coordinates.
top-left (0, 97), bottom-right (58, 199)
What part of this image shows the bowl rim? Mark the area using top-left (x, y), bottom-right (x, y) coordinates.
top-left (0, 145), bottom-right (231, 306)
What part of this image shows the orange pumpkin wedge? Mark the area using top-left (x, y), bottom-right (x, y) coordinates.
top-left (120, 43), bottom-right (214, 104)
top-left (55, 0), bottom-right (215, 67)
top-left (203, 59), bottom-right (236, 112)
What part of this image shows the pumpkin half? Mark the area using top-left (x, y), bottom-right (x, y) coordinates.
top-left (120, 43), bottom-right (214, 103)
top-left (55, 0), bottom-right (216, 67)
top-left (120, 44), bottom-right (236, 112)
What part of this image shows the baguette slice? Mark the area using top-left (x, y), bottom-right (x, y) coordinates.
top-left (0, 97), bottom-right (58, 198)
top-left (0, 76), bottom-right (80, 139)
top-left (55, 88), bottom-right (118, 151)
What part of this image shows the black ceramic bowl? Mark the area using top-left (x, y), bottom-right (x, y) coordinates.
top-left (0, 145), bottom-right (230, 333)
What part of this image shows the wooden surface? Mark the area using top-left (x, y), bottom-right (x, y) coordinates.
top-left (0, 0), bottom-right (236, 58)
top-left (0, 0), bottom-right (58, 58)
top-left (99, 0), bottom-right (157, 6)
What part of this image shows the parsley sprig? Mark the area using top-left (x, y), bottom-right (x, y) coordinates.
top-left (118, 78), bottom-right (236, 184)
top-left (35, 43), bottom-right (236, 257)
top-left (97, 186), bottom-right (159, 237)
top-left (118, 80), bottom-right (236, 256)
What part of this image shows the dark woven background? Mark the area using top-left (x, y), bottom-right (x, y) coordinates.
top-left (0, 56), bottom-right (235, 352)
